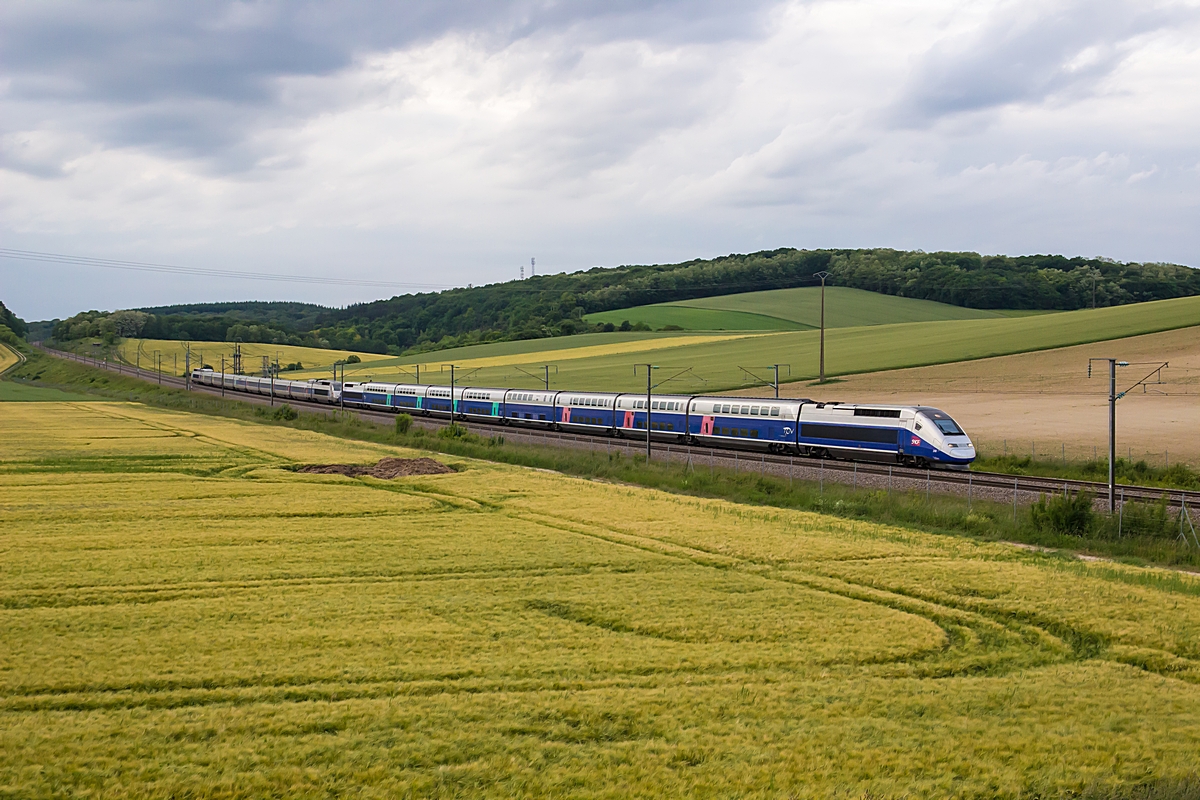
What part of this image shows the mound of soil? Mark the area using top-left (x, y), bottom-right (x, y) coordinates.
top-left (298, 457), bottom-right (454, 479)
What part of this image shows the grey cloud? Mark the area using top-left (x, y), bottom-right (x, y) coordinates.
top-left (0, 0), bottom-right (775, 169)
top-left (895, 1), bottom-right (1186, 124)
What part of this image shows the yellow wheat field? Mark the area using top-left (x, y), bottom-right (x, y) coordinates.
top-left (4, 400), bottom-right (1200, 797)
top-left (111, 338), bottom-right (367, 377)
top-left (109, 333), bottom-right (771, 382)
top-left (0, 343), bottom-right (19, 374)
top-left (400, 332), bottom-right (773, 370)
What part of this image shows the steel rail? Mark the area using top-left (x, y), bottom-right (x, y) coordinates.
top-left (34, 344), bottom-right (1200, 508)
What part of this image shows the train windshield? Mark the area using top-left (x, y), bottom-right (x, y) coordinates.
top-left (934, 418), bottom-right (964, 436)
top-left (917, 407), bottom-right (965, 436)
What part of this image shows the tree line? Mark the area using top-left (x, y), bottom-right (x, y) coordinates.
top-left (35, 248), bottom-right (1200, 354)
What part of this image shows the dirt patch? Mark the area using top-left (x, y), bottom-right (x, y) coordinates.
top-left (298, 457), bottom-right (454, 478)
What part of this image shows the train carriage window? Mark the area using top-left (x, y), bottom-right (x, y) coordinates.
top-left (750, 430), bottom-right (759, 438)
top-left (771, 407), bottom-right (780, 416)
top-left (801, 423), bottom-right (899, 444)
top-left (741, 405), bottom-right (750, 414)
top-left (750, 406), bottom-right (759, 415)
top-left (740, 428), bottom-right (748, 437)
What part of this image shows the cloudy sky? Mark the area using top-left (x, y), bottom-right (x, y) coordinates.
top-left (2, 0), bottom-right (1198, 320)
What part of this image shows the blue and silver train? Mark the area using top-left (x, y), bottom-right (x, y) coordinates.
top-left (190, 369), bottom-right (976, 468)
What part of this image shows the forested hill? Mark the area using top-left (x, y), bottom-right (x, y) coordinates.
top-left (0, 299), bottom-right (29, 348)
top-left (48, 249), bottom-right (1200, 354)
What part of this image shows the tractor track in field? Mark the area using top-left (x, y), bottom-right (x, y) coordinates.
top-left (34, 344), bottom-right (1200, 511)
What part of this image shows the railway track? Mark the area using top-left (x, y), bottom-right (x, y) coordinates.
top-left (0, 342), bottom-right (27, 377)
top-left (34, 345), bottom-right (1200, 510)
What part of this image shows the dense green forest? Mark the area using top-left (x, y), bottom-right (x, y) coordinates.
top-left (0, 300), bottom-right (28, 347)
top-left (44, 249), bottom-right (1200, 354)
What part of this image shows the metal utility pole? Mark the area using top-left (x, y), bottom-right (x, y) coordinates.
top-left (814, 271), bottom-right (830, 383)
top-left (737, 364), bottom-right (790, 398)
top-left (270, 358), bottom-right (275, 407)
top-left (156, 351), bottom-right (162, 385)
top-left (514, 364), bottom-right (557, 390)
top-left (634, 364), bottom-right (658, 462)
top-left (1089, 358), bottom-right (1129, 513)
top-left (1108, 361), bottom-right (1116, 512)
top-left (184, 343), bottom-right (191, 390)
top-left (220, 356), bottom-right (225, 396)
top-left (331, 361), bottom-right (345, 410)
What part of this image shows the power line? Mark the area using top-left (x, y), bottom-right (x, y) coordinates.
top-left (0, 248), bottom-right (449, 290)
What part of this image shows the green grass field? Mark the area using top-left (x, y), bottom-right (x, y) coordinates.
top-left (585, 304), bottom-right (811, 330)
top-left (4, 401), bottom-right (1200, 796)
top-left (388, 295), bottom-right (1200, 392)
top-left (586, 286), bottom-right (1011, 330)
top-left (109, 294), bottom-right (1200, 393)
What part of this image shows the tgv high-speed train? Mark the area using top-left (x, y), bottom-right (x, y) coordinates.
top-left (190, 369), bottom-right (976, 468)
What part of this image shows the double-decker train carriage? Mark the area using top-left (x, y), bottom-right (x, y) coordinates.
top-left (615, 393), bottom-right (692, 438)
top-left (689, 396), bottom-right (803, 451)
top-left (190, 369), bottom-right (975, 468)
top-left (190, 368), bottom-right (336, 403)
top-left (559, 392), bottom-right (620, 432)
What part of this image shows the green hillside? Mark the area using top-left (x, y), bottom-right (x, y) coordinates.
top-left (585, 304), bottom-right (810, 331)
top-left (586, 286), bottom-right (1008, 330)
top-left (280, 294), bottom-right (1200, 393)
top-left (47, 248), bottom-right (1200, 356)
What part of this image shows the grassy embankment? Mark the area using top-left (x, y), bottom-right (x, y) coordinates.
top-left (3, 399), bottom-right (1200, 797)
top-left (90, 294), bottom-right (1200, 393)
top-left (9, 348), bottom-right (1200, 568)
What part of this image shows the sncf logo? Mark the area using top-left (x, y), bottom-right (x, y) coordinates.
top-left (911, 436), bottom-right (921, 446)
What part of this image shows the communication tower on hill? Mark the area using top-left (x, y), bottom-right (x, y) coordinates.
top-left (531, 257), bottom-right (535, 277)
